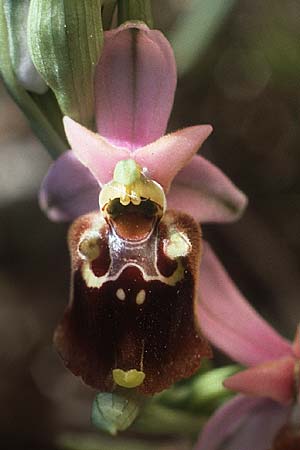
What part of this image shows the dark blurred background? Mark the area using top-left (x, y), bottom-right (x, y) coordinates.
top-left (1, 0), bottom-right (300, 448)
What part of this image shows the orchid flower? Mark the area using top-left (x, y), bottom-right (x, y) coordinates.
top-left (196, 243), bottom-right (300, 450)
top-left (40, 22), bottom-right (246, 225)
top-left (40, 22), bottom-right (247, 395)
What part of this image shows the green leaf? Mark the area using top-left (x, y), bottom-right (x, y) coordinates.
top-left (91, 390), bottom-right (143, 435)
top-left (117, 0), bottom-right (153, 27)
top-left (169, 0), bottom-right (238, 76)
top-left (0, 0), bottom-right (67, 158)
top-left (28, 0), bottom-right (103, 129)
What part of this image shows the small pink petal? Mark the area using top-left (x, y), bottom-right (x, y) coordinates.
top-left (195, 395), bottom-right (288, 450)
top-left (224, 356), bottom-right (295, 404)
top-left (167, 155), bottom-right (247, 223)
top-left (95, 22), bottom-right (176, 149)
top-left (39, 151), bottom-right (99, 222)
top-left (134, 125), bottom-right (212, 192)
top-left (198, 243), bottom-right (292, 367)
top-left (63, 117), bottom-right (129, 185)
top-left (292, 324), bottom-right (300, 358)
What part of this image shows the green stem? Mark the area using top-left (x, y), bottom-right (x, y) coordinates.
top-left (58, 432), bottom-right (190, 450)
top-left (102, 0), bottom-right (117, 30)
top-left (31, 89), bottom-right (66, 141)
top-left (132, 402), bottom-right (206, 437)
top-left (117, 0), bottom-right (153, 27)
top-left (0, 0), bottom-right (67, 159)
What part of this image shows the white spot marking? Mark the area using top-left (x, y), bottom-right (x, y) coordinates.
top-left (136, 289), bottom-right (146, 305)
top-left (116, 288), bottom-right (126, 301)
top-left (165, 231), bottom-right (191, 259)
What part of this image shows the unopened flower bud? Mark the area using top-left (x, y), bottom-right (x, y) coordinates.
top-left (91, 391), bottom-right (142, 435)
top-left (28, 0), bottom-right (103, 128)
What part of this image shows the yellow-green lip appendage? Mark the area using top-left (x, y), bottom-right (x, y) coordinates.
top-left (113, 368), bottom-right (146, 388)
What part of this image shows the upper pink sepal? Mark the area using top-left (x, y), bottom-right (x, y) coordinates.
top-left (134, 125), bottom-right (213, 192)
top-left (224, 356), bottom-right (295, 405)
top-left (95, 22), bottom-right (176, 149)
top-left (195, 394), bottom-right (290, 450)
top-left (63, 117), bottom-right (130, 185)
top-left (198, 243), bottom-right (292, 367)
top-left (167, 154), bottom-right (248, 222)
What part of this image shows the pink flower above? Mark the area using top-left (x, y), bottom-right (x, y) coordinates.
top-left (196, 243), bottom-right (300, 450)
top-left (40, 22), bottom-right (247, 226)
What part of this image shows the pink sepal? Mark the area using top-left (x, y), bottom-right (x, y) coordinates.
top-left (39, 150), bottom-right (99, 222)
top-left (195, 395), bottom-right (288, 450)
top-left (95, 22), bottom-right (176, 149)
top-left (167, 154), bottom-right (247, 223)
top-left (198, 243), bottom-right (292, 367)
top-left (224, 356), bottom-right (295, 404)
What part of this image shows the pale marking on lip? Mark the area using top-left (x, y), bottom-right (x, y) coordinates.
top-left (81, 259), bottom-right (184, 290)
top-left (77, 214), bottom-right (106, 261)
top-left (116, 288), bottom-right (126, 301)
top-left (136, 289), bottom-right (146, 305)
top-left (164, 231), bottom-right (191, 260)
top-left (79, 213), bottom-right (186, 289)
top-left (78, 232), bottom-right (100, 260)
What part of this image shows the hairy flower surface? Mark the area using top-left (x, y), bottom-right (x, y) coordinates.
top-left (196, 244), bottom-right (300, 450)
top-left (40, 22), bottom-right (247, 394)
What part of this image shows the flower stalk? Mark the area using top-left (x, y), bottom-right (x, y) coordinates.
top-left (117, 0), bottom-right (153, 27)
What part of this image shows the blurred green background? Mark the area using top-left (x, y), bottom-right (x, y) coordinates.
top-left (1, 0), bottom-right (300, 448)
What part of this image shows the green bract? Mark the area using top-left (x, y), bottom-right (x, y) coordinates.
top-left (91, 391), bottom-right (142, 435)
top-left (28, 0), bottom-right (103, 128)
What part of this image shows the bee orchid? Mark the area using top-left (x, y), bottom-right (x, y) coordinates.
top-left (40, 22), bottom-right (247, 394)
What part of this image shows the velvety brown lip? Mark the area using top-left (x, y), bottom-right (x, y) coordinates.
top-left (55, 209), bottom-right (211, 395)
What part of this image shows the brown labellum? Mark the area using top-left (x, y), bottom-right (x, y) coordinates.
top-left (271, 425), bottom-right (300, 450)
top-left (54, 160), bottom-right (212, 394)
